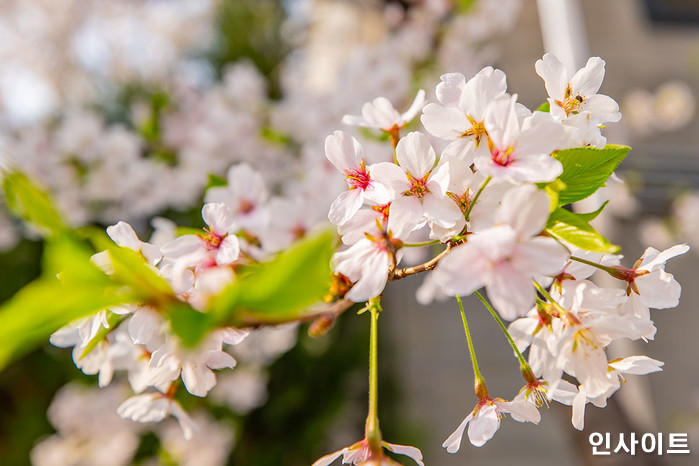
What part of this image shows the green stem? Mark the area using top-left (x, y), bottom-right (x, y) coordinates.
top-left (474, 290), bottom-right (528, 368)
top-left (365, 298), bottom-right (382, 452)
top-left (464, 176), bottom-right (492, 222)
top-left (456, 296), bottom-right (486, 396)
top-left (401, 239), bottom-right (441, 248)
top-left (569, 255), bottom-right (617, 275)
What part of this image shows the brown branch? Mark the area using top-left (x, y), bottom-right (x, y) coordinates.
top-left (389, 243), bottom-right (452, 280)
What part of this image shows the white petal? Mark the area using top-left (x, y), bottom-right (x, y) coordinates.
top-left (384, 442), bottom-right (425, 466)
top-left (362, 97), bottom-right (401, 130)
top-left (535, 53), bottom-right (568, 101)
top-left (486, 262), bottom-right (535, 320)
top-left (107, 221), bottom-right (141, 251)
top-left (423, 194), bottom-right (462, 228)
top-left (216, 235), bottom-right (240, 265)
top-left (442, 412), bottom-right (473, 453)
top-left (202, 203), bottom-right (235, 236)
top-left (513, 237), bottom-right (569, 277)
top-left (636, 269), bottom-right (681, 309)
top-left (570, 57), bottom-right (605, 96)
top-left (638, 244), bottom-right (689, 271)
top-left (328, 189), bottom-right (364, 226)
top-left (441, 138), bottom-right (477, 165)
top-left (325, 130), bottom-right (363, 172)
top-left (497, 185), bottom-right (551, 238)
top-left (571, 390), bottom-right (587, 430)
top-left (583, 94), bottom-right (621, 123)
top-left (396, 132), bottom-right (436, 178)
top-left (436, 72), bottom-right (466, 108)
top-left (181, 361), bottom-right (217, 397)
top-left (400, 89), bottom-right (427, 125)
top-left (311, 448), bottom-right (346, 466)
top-left (468, 405), bottom-right (500, 447)
top-left (609, 356), bottom-right (663, 375)
top-left (421, 104), bottom-right (469, 140)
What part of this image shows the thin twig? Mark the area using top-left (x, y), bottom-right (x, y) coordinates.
top-left (389, 243), bottom-right (452, 280)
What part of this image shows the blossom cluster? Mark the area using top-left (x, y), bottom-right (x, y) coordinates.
top-left (47, 164), bottom-right (310, 442)
top-left (322, 53), bottom-right (688, 458)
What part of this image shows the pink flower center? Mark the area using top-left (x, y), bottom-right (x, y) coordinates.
top-left (238, 199), bottom-right (255, 215)
top-left (344, 161), bottom-right (371, 190)
top-left (491, 146), bottom-right (516, 167)
top-left (403, 172), bottom-right (430, 198)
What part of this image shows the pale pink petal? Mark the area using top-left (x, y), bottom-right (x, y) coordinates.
top-left (161, 235), bottom-right (202, 259)
top-left (495, 399), bottom-right (540, 424)
top-left (168, 400), bottom-right (198, 440)
top-left (636, 269), bottom-right (681, 309)
top-left (341, 114), bottom-right (369, 127)
top-left (345, 251), bottom-right (390, 302)
top-left (384, 442), bottom-right (425, 466)
top-left (325, 130), bottom-right (363, 172)
top-left (363, 97), bottom-right (401, 130)
top-left (400, 89), bottom-right (427, 125)
top-left (368, 161), bottom-right (408, 196)
top-left (609, 356), bottom-right (663, 375)
top-left (436, 72), bottom-right (466, 108)
top-left (432, 244), bottom-right (486, 297)
top-left (203, 350), bottom-right (237, 370)
top-left (441, 138), bottom-right (477, 165)
top-left (328, 189), bottom-right (364, 226)
top-left (216, 235), bottom-right (240, 265)
top-left (421, 104), bottom-right (469, 140)
top-left (496, 185), bottom-right (551, 238)
top-left (571, 390), bottom-right (587, 430)
top-left (442, 412), bottom-right (473, 453)
top-left (107, 221), bottom-right (141, 251)
top-left (181, 362), bottom-right (217, 397)
top-left (202, 203), bottom-right (234, 236)
top-left (507, 316), bottom-right (539, 353)
top-left (638, 244), bottom-right (689, 271)
top-left (311, 448), bottom-right (346, 466)
top-left (484, 95), bottom-right (520, 148)
top-left (468, 404), bottom-right (500, 447)
top-left (461, 66), bottom-right (508, 120)
top-left (583, 94), bottom-right (621, 122)
top-left (423, 193), bottom-right (462, 228)
top-left (513, 238), bottom-right (569, 277)
top-left (535, 53), bottom-right (568, 101)
top-left (570, 57), bottom-right (605, 96)
top-left (388, 196), bottom-right (425, 237)
top-left (486, 262), bottom-right (534, 320)
top-left (396, 132), bottom-right (436, 178)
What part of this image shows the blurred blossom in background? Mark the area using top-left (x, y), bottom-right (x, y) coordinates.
top-left (0, 0), bottom-right (698, 465)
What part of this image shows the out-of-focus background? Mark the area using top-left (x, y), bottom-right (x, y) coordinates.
top-left (0, 0), bottom-right (697, 465)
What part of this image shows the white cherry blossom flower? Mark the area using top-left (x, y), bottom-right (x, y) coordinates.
top-left (430, 185), bottom-right (569, 319)
top-left (342, 89), bottom-right (426, 133)
top-left (535, 53), bottom-right (621, 123)
top-left (473, 95), bottom-right (565, 183)
top-left (117, 392), bottom-right (197, 439)
top-left (617, 244), bottom-right (689, 319)
top-left (107, 221), bottom-right (162, 265)
top-left (325, 130), bottom-right (391, 226)
top-left (371, 132), bottom-right (462, 236)
top-left (443, 396), bottom-right (539, 452)
top-left (313, 438), bottom-right (424, 466)
top-left (421, 67), bottom-right (508, 161)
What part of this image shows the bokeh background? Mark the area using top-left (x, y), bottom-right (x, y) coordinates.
top-left (0, 0), bottom-right (698, 465)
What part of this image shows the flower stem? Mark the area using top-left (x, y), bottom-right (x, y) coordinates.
top-left (464, 176), bottom-right (492, 222)
top-left (456, 296), bottom-right (487, 398)
top-left (365, 297), bottom-right (383, 452)
top-left (569, 255), bottom-right (617, 275)
top-left (474, 290), bottom-right (528, 368)
top-left (401, 239), bottom-right (441, 248)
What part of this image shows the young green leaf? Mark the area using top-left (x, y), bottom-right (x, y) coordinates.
top-left (2, 171), bottom-right (68, 237)
top-left (535, 101), bottom-right (550, 113)
top-left (546, 207), bottom-right (620, 254)
top-left (547, 145), bottom-right (630, 206)
top-left (211, 229), bottom-right (337, 326)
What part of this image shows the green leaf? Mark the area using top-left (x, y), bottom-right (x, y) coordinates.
top-left (547, 145), bottom-right (630, 205)
top-left (211, 229), bottom-right (336, 326)
top-left (86, 229), bottom-right (173, 302)
top-left (576, 200), bottom-right (609, 223)
top-left (535, 101), bottom-right (550, 113)
top-left (2, 171), bottom-right (68, 237)
top-left (0, 238), bottom-right (134, 371)
top-left (546, 207), bottom-right (620, 254)
top-left (206, 173), bottom-right (228, 190)
top-left (169, 304), bottom-right (213, 348)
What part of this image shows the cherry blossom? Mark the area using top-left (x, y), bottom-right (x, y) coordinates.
top-left (313, 439), bottom-right (424, 466)
top-left (342, 89), bottom-right (426, 133)
top-left (473, 95), bottom-right (565, 183)
top-left (535, 53), bottom-right (621, 124)
top-left (325, 130), bottom-right (391, 226)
